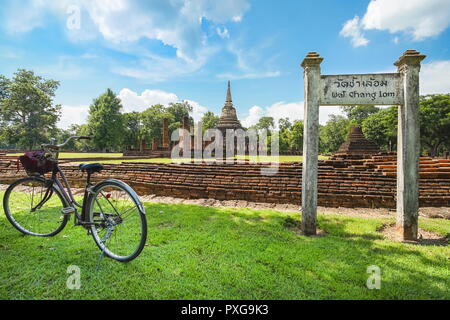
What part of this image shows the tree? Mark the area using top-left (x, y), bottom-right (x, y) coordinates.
top-left (419, 94), bottom-right (450, 156)
top-left (140, 104), bottom-right (172, 146)
top-left (278, 117), bottom-right (292, 131)
top-left (289, 120), bottom-right (304, 152)
top-left (85, 88), bottom-right (124, 152)
top-left (166, 101), bottom-right (193, 138)
top-left (319, 115), bottom-right (350, 153)
top-left (341, 105), bottom-right (380, 125)
top-left (166, 101), bottom-right (193, 123)
top-left (201, 111), bottom-right (219, 133)
top-left (0, 69), bottom-right (61, 149)
top-left (122, 112), bottom-right (142, 148)
top-left (278, 118), bottom-right (292, 153)
top-left (255, 116), bottom-right (275, 131)
top-left (362, 106), bottom-right (397, 151)
top-left (55, 124), bottom-right (80, 151)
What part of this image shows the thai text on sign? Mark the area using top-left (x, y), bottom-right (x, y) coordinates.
top-left (320, 73), bottom-right (403, 105)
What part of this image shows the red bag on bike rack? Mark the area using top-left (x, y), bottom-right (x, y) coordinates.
top-left (19, 151), bottom-right (56, 175)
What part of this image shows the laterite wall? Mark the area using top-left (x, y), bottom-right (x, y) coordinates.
top-left (1, 156), bottom-right (449, 208)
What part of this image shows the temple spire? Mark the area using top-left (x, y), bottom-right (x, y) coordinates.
top-left (216, 80), bottom-right (242, 131)
top-left (225, 80), bottom-right (232, 105)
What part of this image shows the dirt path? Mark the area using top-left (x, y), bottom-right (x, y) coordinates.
top-left (140, 194), bottom-right (450, 220)
top-left (1, 184), bottom-right (448, 220)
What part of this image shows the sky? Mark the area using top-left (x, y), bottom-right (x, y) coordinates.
top-left (0, 0), bottom-right (449, 129)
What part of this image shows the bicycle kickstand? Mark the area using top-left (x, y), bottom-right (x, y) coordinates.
top-left (96, 227), bottom-right (113, 272)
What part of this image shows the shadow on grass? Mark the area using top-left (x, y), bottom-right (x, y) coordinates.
top-left (0, 201), bottom-right (449, 299)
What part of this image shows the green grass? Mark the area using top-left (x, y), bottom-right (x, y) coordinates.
top-left (0, 191), bottom-right (448, 300)
top-left (7, 152), bottom-right (123, 158)
top-left (76, 155), bottom-right (329, 164)
top-left (6, 152), bottom-right (329, 163)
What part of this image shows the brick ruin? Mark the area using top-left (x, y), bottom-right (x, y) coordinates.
top-left (1, 153), bottom-right (449, 208)
top-left (124, 118), bottom-right (171, 157)
top-left (334, 126), bottom-right (380, 159)
top-left (1, 121), bottom-right (449, 209)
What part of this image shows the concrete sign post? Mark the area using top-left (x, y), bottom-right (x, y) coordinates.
top-left (300, 49), bottom-right (425, 240)
top-left (394, 50), bottom-right (426, 240)
top-left (300, 52), bottom-right (323, 236)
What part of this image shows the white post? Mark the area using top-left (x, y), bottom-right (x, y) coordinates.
top-left (394, 49), bottom-right (426, 241)
top-left (300, 52), bottom-right (323, 235)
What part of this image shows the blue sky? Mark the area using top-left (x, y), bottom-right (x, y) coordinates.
top-left (1, 0), bottom-right (449, 129)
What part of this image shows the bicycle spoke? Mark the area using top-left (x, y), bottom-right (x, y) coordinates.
top-left (5, 178), bottom-right (66, 236)
top-left (89, 182), bottom-right (146, 261)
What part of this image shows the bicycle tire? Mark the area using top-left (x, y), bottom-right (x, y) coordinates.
top-left (86, 179), bottom-right (147, 262)
top-left (3, 176), bottom-right (69, 237)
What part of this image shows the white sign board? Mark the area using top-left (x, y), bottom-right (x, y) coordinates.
top-left (320, 73), bottom-right (403, 106)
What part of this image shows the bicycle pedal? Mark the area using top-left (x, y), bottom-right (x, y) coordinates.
top-left (61, 207), bottom-right (75, 215)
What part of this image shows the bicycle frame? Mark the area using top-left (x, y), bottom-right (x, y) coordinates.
top-left (47, 165), bottom-right (94, 227)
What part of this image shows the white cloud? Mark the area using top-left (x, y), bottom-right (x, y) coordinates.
top-left (362, 0), bottom-right (450, 40)
top-left (420, 61), bottom-right (450, 94)
top-left (58, 105), bottom-right (89, 129)
top-left (241, 105), bottom-right (265, 128)
top-left (118, 88), bottom-right (208, 121)
top-left (341, 0), bottom-right (450, 46)
top-left (3, 0), bottom-right (46, 34)
top-left (216, 27), bottom-right (230, 39)
top-left (2, 0), bottom-right (250, 81)
top-left (111, 47), bottom-right (217, 82)
top-left (241, 102), bottom-right (345, 128)
top-left (34, 55), bottom-right (92, 80)
top-left (232, 15), bottom-right (242, 22)
top-left (58, 89), bottom-right (209, 128)
top-left (118, 88), bottom-right (178, 113)
top-left (185, 99), bottom-right (208, 122)
top-left (220, 39), bottom-right (281, 80)
top-left (339, 16), bottom-right (369, 47)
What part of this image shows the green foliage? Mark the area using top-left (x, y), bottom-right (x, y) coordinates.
top-left (255, 116), bottom-right (275, 131)
top-left (419, 94), bottom-right (450, 156)
top-left (319, 115), bottom-right (350, 153)
top-left (286, 120), bottom-right (303, 152)
top-left (201, 111), bottom-right (219, 133)
top-left (140, 102), bottom-right (193, 146)
top-left (166, 101), bottom-right (193, 123)
top-left (0, 69), bottom-right (61, 149)
top-left (85, 89), bottom-right (124, 152)
top-left (122, 112), bottom-right (142, 148)
top-left (140, 104), bottom-right (173, 146)
top-left (362, 107), bottom-right (398, 152)
top-left (55, 124), bottom-right (80, 151)
top-left (341, 105), bottom-right (380, 125)
top-left (278, 118), bottom-right (292, 153)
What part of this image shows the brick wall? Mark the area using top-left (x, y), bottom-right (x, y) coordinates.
top-left (1, 156), bottom-right (449, 208)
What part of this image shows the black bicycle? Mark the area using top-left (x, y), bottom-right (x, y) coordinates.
top-left (3, 136), bottom-right (147, 262)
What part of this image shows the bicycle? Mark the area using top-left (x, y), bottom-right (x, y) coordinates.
top-left (2, 136), bottom-right (147, 262)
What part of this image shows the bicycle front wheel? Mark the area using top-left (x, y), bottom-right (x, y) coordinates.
top-left (3, 176), bottom-right (68, 237)
top-left (87, 179), bottom-right (147, 262)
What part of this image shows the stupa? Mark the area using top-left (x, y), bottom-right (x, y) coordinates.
top-left (215, 81), bottom-right (243, 134)
top-left (333, 126), bottom-right (380, 159)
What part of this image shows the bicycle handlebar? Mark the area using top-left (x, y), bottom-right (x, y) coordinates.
top-left (41, 136), bottom-right (92, 150)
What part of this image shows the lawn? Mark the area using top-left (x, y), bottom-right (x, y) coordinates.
top-left (7, 152), bottom-right (123, 158)
top-left (73, 155), bottom-right (329, 164)
top-left (0, 194), bottom-right (448, 300)
top-left (5, 152), bottom-right (328, 163)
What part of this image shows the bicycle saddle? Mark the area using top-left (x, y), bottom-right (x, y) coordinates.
top-left (79, 163), bottom-right (104, 174)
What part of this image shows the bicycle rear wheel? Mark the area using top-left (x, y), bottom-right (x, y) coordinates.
top-left (86, 179), bottom-right (147, 262)
top-left (3, 176), bottom-right (68, 236)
